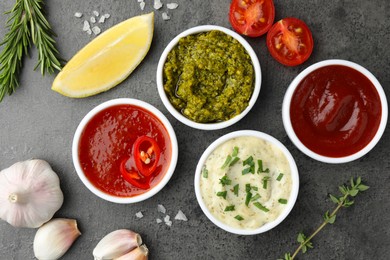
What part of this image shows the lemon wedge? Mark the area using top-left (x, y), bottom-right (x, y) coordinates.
top-left (52, 12), bottom-right (154, 98)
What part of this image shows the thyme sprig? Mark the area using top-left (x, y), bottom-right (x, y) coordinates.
top-left (280, 177), bottom-right (369, 260)
top-left (0, 0), bottom-right (62, 102)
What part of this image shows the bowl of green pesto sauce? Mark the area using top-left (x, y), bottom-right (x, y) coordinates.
top-left (157, 25), bottom-right (261, 130)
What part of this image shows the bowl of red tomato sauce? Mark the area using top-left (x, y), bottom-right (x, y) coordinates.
top-left (282, 59), bottom-right (388, 163)
top-left (72, 98), bottom-right (178, 203)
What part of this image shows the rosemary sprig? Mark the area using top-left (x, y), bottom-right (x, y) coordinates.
top-left (280, 177), bottom-right (369, 260)
top-left (0, 0), bottom-right (62, 102)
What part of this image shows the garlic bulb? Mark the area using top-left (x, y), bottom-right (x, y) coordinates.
top-left (0, 159), bottom-right (64, 228)
top-left (114, 245), bottom-right (149, 260)
top-left (93, 229), bottom-right (142, 260)
top-left (33, 218), bottom-right (81, 260)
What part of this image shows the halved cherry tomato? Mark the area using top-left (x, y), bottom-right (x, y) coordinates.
top-left (120, 159), bottom-right (150, 190)
top-left (133, 136), bottom-right (161, 177)
top-left (229, 0), bottom-right (275, 37)
top-left (266, 17), bottom-right (314, 66)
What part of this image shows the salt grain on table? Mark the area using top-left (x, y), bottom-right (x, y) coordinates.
top-left (98, 16), bottom-right (106, 23)
top-left (104, 14), bottom-right (111, 19)
top-left (140, 1), bottom-right (146, 11)
top-left (174, 210), bottom-right (188, 221)
top-left (92, 26), bottom-right (101, 35)
top-left (86, 29), bottom-right (92, 35)
top-left (157, 204), bottom-right (166, 214)
top-left (156, 218), bottom-right (162, 224)
top-left (162, 12), bottom-right (170, 21)
top-left (82, 20), bottom-right (91, 31)
top-left (164, 215), bottom-right (172, 226)
top-left (74, 12), bottom-right (83, 18)
top-left (93, 10), bottom-right (100, 17)
top-left (135, 211), bottom-right (144, 218)
top-left (167, 3), bottom-right (179, 9)
top-left (90, 16), bottom-right (96, 23)
top-left (154, 0), bottom-right (163, 10)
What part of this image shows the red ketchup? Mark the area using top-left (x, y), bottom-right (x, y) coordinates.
top-left (78, 104), bottom-right (172, 197)
top-left (290, 65), bottom-right (381, 157)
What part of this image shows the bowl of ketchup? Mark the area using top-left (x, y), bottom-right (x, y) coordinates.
top-left (72, 98), bottom-right (178, 203)
top-left (282, 59), bottom-right (388, 163)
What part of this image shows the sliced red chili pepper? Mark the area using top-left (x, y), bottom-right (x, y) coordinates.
top-left (133, 135), bottom-right (161, 177)
top-left (120, 159), bottom-right (150, 190)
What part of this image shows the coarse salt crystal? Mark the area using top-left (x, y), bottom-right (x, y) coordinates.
top-left (90, 16), bottom-right (96, 23)
top-left (157, 204), bottom-right (166, 214)
top-left (165, 220), bottom-right (172, 226)
top-left (174, 210), bottom-right (188, 221)
top-left (92, 26), bottom-right (101, 35)
top-left (137, 0), bottom-right (143, 2)
top-left (86, 29), bottom-right (92, 35)
top-left (167, 3), bottom-right (179, 9)
top-left (82, 20), bottom-right (91, 31)
top-left (98, 16), bottom-right (106, 23)
top-left (74, 12), bottom-right (83, 18)
top-left (135, 211), bottom-right (144, 218)
top-left (104, 13), bottom-right (111, 19)
top-left (154, 0), bottom-right (163, 10)
top-left (156, 218), bottom-right (162, 224)
top-left (140, 1), bottom-right (146, 10)
top-left (93, 10), bottom-right (99, 17)
top-left (162, 12), bottom-right (170, 21)
top-left (164, 215), bottom-right (172, 226)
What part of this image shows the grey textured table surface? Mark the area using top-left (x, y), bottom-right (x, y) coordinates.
top-left (0, 0), bottom-right (389, 259)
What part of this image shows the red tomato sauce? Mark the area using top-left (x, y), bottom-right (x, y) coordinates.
top-left (290, 65), bottom-right (381, 157)
top-left (78, 104), bottom-right (172, 197)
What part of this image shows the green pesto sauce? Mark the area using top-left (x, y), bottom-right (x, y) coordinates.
top-left (163, 30), bottom-right (255, 123)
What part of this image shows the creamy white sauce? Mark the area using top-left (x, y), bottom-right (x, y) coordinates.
top-left (200, 136), bottom-right (292, 230)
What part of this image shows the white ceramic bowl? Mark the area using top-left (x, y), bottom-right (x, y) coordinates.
top-left (194, 130), bottom-right (299, 235)
top-left (156, 25), bottom-right (262, 130)
top-left (282, 59), bottom-right (388, 164)
top-left (72, 98), bottom-right (178, 203)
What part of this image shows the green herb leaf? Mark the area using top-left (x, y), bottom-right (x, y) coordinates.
top-left (357, 184), bottom-right (369, 191)
top-left (224, 205), bottom-right (235, 211)
top-left (221, 155), bottom-right (232, 169)
top-left (253, 202), bottom-right (269, 212)
top-left (229, 157), bottom-right (240, 167)
top-left (217, 191), bottom-right (227, 199)
top-left (233, 184), bottom-right (239, 196)
top-left (278, 198), bottom-right (288, 204)
top-left (219, 175), bottom-right (232, 186)
top-left (276, 173), bottom-right (284, 181)
top-left (232, 146), bottom-right (239, 157)
top-left (262, 176), bottom-right (271, 189)
top-left (234, 215), bottom-right (244, 221)
top-left (245, 192), bottom-right (253, 206)
top-left (202, 167), bottom-right (208, 178)
top-left (257, 159), bottom-right (270, 173)
top-left (251, 193), bottom-right (261, 201)
top-left (329, 194), bottom-right (340, 204)
top-left (245, 183), bottom-right (251, 192)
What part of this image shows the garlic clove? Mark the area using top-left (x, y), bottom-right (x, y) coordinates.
top-left (114, 245), bottom-right (149, 260)
top-left (0, 159), bottom-right (64, 228)
top-left (93, 229), bottom-right (142, 260)
top-left (33, 218), bottom-right (81, 260)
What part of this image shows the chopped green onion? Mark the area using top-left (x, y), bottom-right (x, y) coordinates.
top-left (221, 155), bottom-right (232, 169)
top-left (278, 198), bottom-right (288, 204)
top-left (243, 156), bottom-right (254, 166)
top-left (217, 191), bottom-right (227, 199)
top-left (251, 186), bottom-right (258, 191)
top-left (234, 215), bottom-right (244, 221)
top-left (276, 173), bottom-right (284, 181)
top-left (262, 176), bottom-right (271, 189)
top-left (233, 184), bottom-right (239, 196)
top-left (245, 183), bottom-right (251, 192)
top-left (224, 205), bottom-right (235, 211)
top-left (229, 156), bottom-right (240, 167)
top-left (202, 167), bottom-right (208, 178)
top-left (219, 175), bottom-right (232, 186)
top-left (242, 167), bottom-right (251, 175)
top-left (257, 160), bottom-right (270, 173)
top-left (245, 191), bottom-right (252, 206)
top-left (251, 193), bottom-right (261, 201)
top-left (232, 146), bottom-right (239, 157)
top-left (253, 202), bottom-right (269, 212)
